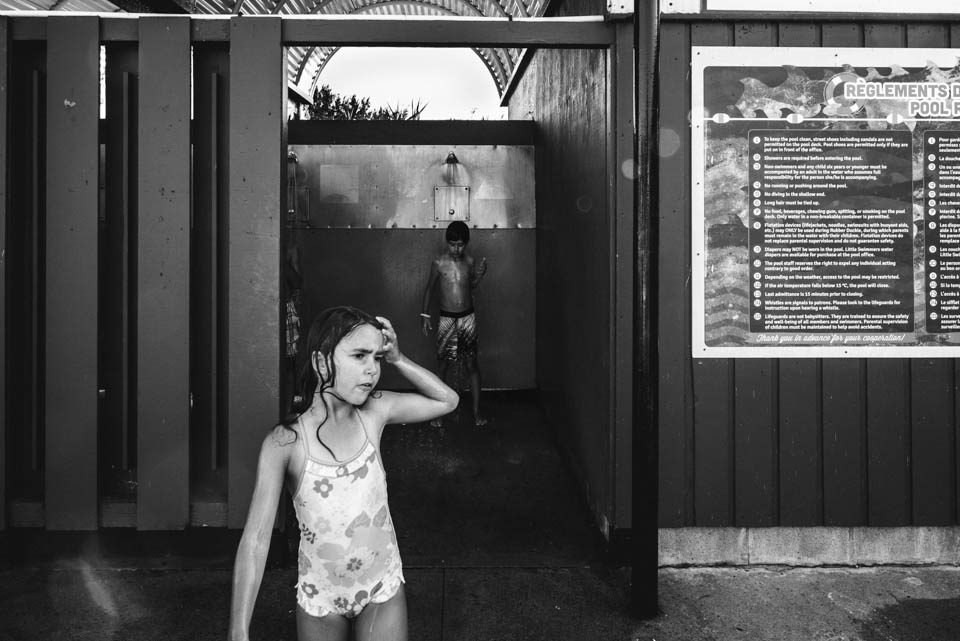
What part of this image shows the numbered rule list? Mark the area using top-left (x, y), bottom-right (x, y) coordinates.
top-left (748, 130), bottom-right (914, 334)
top-left (924, 132), bottom-right (960, 333)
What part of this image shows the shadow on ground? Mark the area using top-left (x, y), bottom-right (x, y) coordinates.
top-left (1, 393), bottom-right (641, 641)
top-left (861, 597), bottom-right (960, 641)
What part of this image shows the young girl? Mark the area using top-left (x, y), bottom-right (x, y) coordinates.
top-left (229, 306), bottom-right (459, 641)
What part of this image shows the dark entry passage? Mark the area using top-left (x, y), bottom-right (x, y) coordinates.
top-left (380, 392), bottom-right (599, 566)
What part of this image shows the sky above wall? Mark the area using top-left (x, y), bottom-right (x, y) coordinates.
top-left (318, 47), bottom-right (508, 120)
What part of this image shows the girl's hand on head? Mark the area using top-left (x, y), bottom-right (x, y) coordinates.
top-left (376, 316), bottom-right (401, 363)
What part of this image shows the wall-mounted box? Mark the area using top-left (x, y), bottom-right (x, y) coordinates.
top-left (434, 185), bottom-right (470, 222)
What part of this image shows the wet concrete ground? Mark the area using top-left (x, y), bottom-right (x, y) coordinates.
top-left (3, 560), bottom-right (959, 640)
top-left (2, 394), bottom-right (960, 640)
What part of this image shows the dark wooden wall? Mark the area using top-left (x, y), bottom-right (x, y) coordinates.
top-left (659, 18), bottom-right (960, 529)
top-left (508, 48), bottom-right (618, 529)
top-left (503, 0), bottom-right (633, 537)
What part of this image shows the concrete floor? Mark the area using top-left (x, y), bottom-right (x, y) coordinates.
top-left (2, 394), bottom-right (960, 640)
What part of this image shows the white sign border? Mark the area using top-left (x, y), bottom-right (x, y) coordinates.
top-left (692, 46), bottom-right (960, 358)
top-left (705, 0), bottom-right (960, 13)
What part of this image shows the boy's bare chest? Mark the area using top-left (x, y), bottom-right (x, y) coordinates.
top-left (438, 260), bottom-right (470, 284)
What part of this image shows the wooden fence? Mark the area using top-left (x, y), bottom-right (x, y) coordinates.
top-left (2, 15), bottom-right (285, 530)
top-left (0, 14), bottom-right (626, 532)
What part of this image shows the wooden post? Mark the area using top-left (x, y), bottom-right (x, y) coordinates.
top-left (633, 0), bottom-right (659, 619)
top-left (611, 18), bottom-right (635, 539)
top-left (136, 16), bottom-right (192, 530)
top-left (44, 16), bottom-right (100, 530)
top-left (227, 16), bottom-right (284, 528)
top-left (0, 16), bottom-right (8, 532)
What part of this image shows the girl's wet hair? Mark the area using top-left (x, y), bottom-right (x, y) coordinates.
top-left (285, 306), bottom-right (384, 459)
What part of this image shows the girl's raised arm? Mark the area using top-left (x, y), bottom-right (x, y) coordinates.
top-left (228, 427), bottom-right (293, 641)
top-left (375, 316), bottom-right (459, 426)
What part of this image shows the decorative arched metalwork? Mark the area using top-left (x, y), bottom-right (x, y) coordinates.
top-left (1, 0), bottom-right (549, 101)
top-left (188, 0), bottom-right (547, 100)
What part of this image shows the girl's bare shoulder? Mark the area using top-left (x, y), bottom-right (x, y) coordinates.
top-left (260, 424), bottom-right (300, 469)
top-left (268, 423), bottom-right (299, 448)
top-left (360, 394), bottom-right (395, 434)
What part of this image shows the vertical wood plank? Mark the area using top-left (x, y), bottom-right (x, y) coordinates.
top-left (0, 16), bottom-right (8, 531)
top-left (779, 360), bottom-right (821, 524)
top-left (906, 23), bottom-right (949, 48)
top-left (777, 22), bottom-right (819, 47)
top-left (734, 360), bottom-right (778, 525)
top-left (866, 361), bottom-right (911, 525)
top-left (44, 15), bottom-right (100, 530)
top-left (820, 22), bottom-right (867, 527)
top-left (633, 2), bottom-right (659, 616)
top-left (192, 45), bottom-right (229, 489)
top-left (821, 23), bottom-right (863, 48)
top-left (906, 21), bottom-right (954, 526)
top-left (911, 360), bottom-right (955, 524)
top-left (862, 22), bottom-right (911, 527)
top-left (733, 21), bottom-right (777, 47)
top-left (6, 43), bottom-right (45, 507)
top-left (864, 22), bottom-right (906, 48)
top-left (658, 21), bottom-right (692, 528)
top-left (103, 44), bottom-right (137, 500)
top-left (691, 21), bottom-right (734, 527)
top-left (949, 15), bottom-right (960, 533)
top-left (693, 360), bottom-right (734, 525)
top-left (611, 20), bottom-right (634, 529)
top-left (732, 21), bottom-right (779, 527)
top-left (775, 19), bottom-right (822, 527)
top-left (227, 16), bottom-right (284, 528)
top-left (691, 22), bottom-right (732, 47)
top-left (137, 17), bottom-right (191, 530)
top-left (822, 360), bottom-right (866, 525)
top-left (956, 362), bottom-right (960, 524)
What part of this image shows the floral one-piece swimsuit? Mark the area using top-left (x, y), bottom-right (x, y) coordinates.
top-left (292, 413), bottom-right (404, 618)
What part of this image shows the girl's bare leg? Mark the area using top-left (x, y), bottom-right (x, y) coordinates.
top-left (431, 362), bottom-right (451, 427)
top-left (296, 604), bottom-right (349, 641)
top-left (355, 584), bottom-right (408, 641)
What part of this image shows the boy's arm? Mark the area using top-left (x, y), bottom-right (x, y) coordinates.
top-left (470, 256), bottom-right (488, 288)
top-left (421, 261), bottom-right (440, 335)
top-left (228, 428), bottom-right (291, 641)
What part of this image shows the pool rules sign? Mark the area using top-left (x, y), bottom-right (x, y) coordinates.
top-left (692, 47), bottom-right (960, 357)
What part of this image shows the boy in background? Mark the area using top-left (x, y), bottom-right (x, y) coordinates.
top-left (421, 221), bottom-right (488, 427)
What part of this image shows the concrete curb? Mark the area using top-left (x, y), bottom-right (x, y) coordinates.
top-left (659, 526), bottom-right (960, 566)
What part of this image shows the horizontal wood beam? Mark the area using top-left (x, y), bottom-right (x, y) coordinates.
top-left (286, 17), bottom-right (616, 47)
top-left (289, 119), bottom-right (536, 145)
top-left (8, 15), bottom-right (615, 47)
